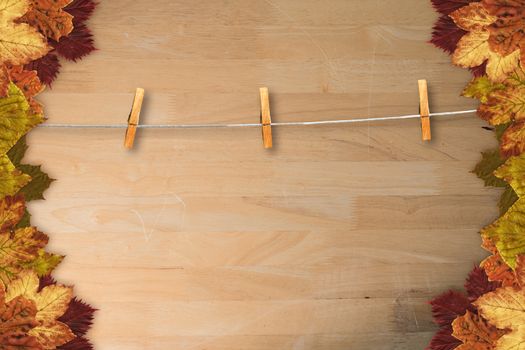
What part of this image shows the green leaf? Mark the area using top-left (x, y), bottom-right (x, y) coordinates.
top-left (495, 153), bottom-right (525, 196)
top-left (500, 185), bottom-right (519, 215)
top-left (482, 198), bottom-right (525, 269)
top-left (0, 83), bottom-right (43, 155)
top-left (462, 76), bottom-right (505, 103)
top-left (21, 250), bottom-right (63, 277)
top-left (0, 155), bottom-right (31, 198)
top-left (7, 137), bottom-right (53, 201)
top-left (496, 122), bottom-right (511, 142)
top-left (473, 149), bottom-right (507, 187)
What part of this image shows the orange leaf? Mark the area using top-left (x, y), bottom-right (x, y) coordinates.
top-left (500, 121), bottom-right (525, 158)
top-left (22, 0), bottom-right (74, 42)
top-left (452, 310), bottom-right (505, 350)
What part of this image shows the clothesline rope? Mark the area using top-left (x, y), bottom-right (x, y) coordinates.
top-left (37, 109), bottom-right (477, 129)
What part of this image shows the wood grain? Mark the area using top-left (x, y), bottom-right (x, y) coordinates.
top-left (23, 1), bottom-right (498, 349)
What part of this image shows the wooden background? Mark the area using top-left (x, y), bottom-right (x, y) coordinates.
top-left (22, 1), bottom-right (500, 349)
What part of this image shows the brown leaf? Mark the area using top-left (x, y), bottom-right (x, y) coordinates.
top-left (22, 0), bottom-right (74, 42)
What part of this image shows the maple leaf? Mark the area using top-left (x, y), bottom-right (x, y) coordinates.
top-left (0, 0), bottom-right (50, 66)
top-left (22, 250), bottom-right (63, 277)
top-left (462, 76), bottom-right (506, 103)
top-left (494, 153), bottom-right (525, 196)
top-left (0, 154), bottom-right (31, 197)
top-left (475, 286), bottom-right (525, 350)
top-left (64, 0), bottom-right (96, 25)
top-left (6, 271), bottom-right (76, 349)
top-left (52, 22), bottom-right (95, 61)
top-left (0, 288), bottom-right (41, 349)
top-left (0, 83), bottom-right (43, 155)
top-left (450, 3), bottom-right (497, 31)
top-left (22, 0), bottom-right (74, 42)
top-left (478, 85), bottom-right (525, 125)
top-left (473, 149), bottom-right (507, 187)
top-left (452, 310), bottom-right (506, 350)
top-left (24, 53), bottom-right (61, 86)
top-left (499, 185), bottom-right (519, 215)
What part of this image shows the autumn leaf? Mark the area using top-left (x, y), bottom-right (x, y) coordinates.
top-left (450, 3), bottom-right (496, 31)
top-left (0, 0), bottom-right (50, 66)
top-left (427, 326), bottom-right (463, 350)
top-left (451, 310), bottom-right (505, 350)
top-left (462, 76), bottom-right (505, 103)
top-left (483, 0), bottom-right (525, 58)
top-left (8, 137), bottom-right (54, 202)
top-left (52, 22), bottom-right (95, 61)
top-left (500, 121), bottom-right (525, 158)
top-left (64, 0), bottom-right (96, 25)
top-left (431, 15), bottom-right (467, 54)
top-left (0, 83), bottom-right (43, 155)
top-left (481, 252), bottom-right (518, 287)
top-left (482, 198), bottom-right (525, 269)
top-left (432, 0), bottom-right (478, 15)
top-left (499, 185), bottom-right (519, 215)
top-left (25, 53), bottom-right (61, 86)
top-left (430, 290), bottom-right (474, 327)
top-left (22, 250), bottom-right (63, 277)
top-left (22, 0), bottom-right (74, 42)
top-left (494, 153), bottom-right (525, 196)
top-left (473, 149), bottom-right (507, 187)
top-left (5, 271), bottom-right (75, 349)
top-left (0, 195), bottom-right (24, 231)
top-left (0, 289), bottom-right (41, 349)
top-left (0, 154), bottom-right (31, 197)
top-left (465, 266), bottom-right (500, 302)
top-left (478, 85), bottom-right (525, 125)
top-left (452, 30), bottom-right (491, 69)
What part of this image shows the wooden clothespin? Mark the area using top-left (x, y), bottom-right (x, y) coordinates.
top-left (259, 87), bottom-right (273, 149)
top-left (418, 79), bottom-right (431, 141)
top-left (124, 88), bottom-right (145, 149)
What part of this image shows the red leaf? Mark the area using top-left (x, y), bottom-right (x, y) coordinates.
top-left (470, 61), bottom-right (487, 77)
top-left (431, 0), bottom-right (480, 15)
top-left (58, 336), bottom-right (93, 350)
top-left (52, 23), bottom-right (95, 62)
top-left (24, 52), bottom-right (61, 86)
top-left (429, 290), bottom-right (473, 327)
top-left (64, 0), bottom-right (97, 25)
top-left (38, 275), bottom-right (56, 291)
top-left (426, 326), bottom-right (462, 350)
top-left (59, 298), bottom-right (96, 336)
top-left (464, 265), bottom-right (500, 302)
top-left (430, 15), bottom-right (467, 54)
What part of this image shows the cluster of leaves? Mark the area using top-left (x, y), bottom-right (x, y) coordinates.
top-left (0, 0), bottom-right (97, 349)
top-left (428, 0), bottom-right (525, 349)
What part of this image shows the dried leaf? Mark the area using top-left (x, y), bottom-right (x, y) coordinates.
top-left (432, 0), bottom-right (478, 15)
top-left (64, 0), bottom-right (96, 25)
top-left (494, 153), bottom-right (525, 196)
top-left (0, 195), bottom-right (25, 231)
top-left (0, 0), bottom-right (50, 66)
top-left (465, 265), bottom-right (500, 302)
top-left (500, 121), bottom-right (525, 158)
top-left (426, 326), bottom-right (463, 350)
top-left (475, 286), bottom-right (525, 329)
top-left (484, 0), bottom-right (525, 57)
top-left (0, 83), bottom-right (43, 154)
top-left (479, 85), bottom-right (525, 125)
top-left (58, 298), bottom-right (95, 337)
top-left (431, 15), bottom-right (467, 54)
top-left (0, 154), bottom-right (31, 197)
top-left (22, 0), bottom-right (74, 41)
top-left (6, 271), bottom-right (76, 349)
top-left (473, 149), bottom-right (507, 187)
top-left (499, 185), bottom-right (519, 215)
top-left (486, 49), bottom-right (521, 83)
top-left (482, 198), bottom-right (525, 269)
top-left (453, 30), bottom-right (491, 69)
top-left (24, 53), bottom-right (61, 86)
top-left (450, 3), bottom-right (496, 31)
top-left (430, 290), bottom-right (474, 327)
top-left (462, 76), bottom-right (505, 103)
top-left (481, 253), bottom-right (517, 287)
top-left (53, 22), bottom-right (95, 61)
top-left (452, 310), bottom-right (505, 350)
top-left (0, 291), bottom-right (41, 349)
top-left (22, 250), bottom-right (63, 277)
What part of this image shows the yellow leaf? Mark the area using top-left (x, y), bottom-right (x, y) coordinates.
top-left (496, 327), bottom-right (525, 350)
top-left (0, 83), bottom-right (43, 155)
top-left (4, 270), bottom-right (37, 302)
top-left (475, 287), bottom-right (525, 329)
top-left (495, 153), bottom-right (525, 197)
top-left (28, 321), bottom-right (75, 349)
top-left (453, 30), bottom-right (491, 69)
top-left (34, 284), bottom-right (72, 323)
top-left (0, 195), bottom-right (25, 232)
top-left (487, 50), bottom-right (521, 83)
top-left (479, 85), bottom-right (525, 125)
top-left (449, 3), bottom-right (497, 31)
top-left (481, 198), bottom-right (525, 269)
top-left (0, 154), bottom-right (31, 197)
top-left (0, 0), bottom-right (50, 66)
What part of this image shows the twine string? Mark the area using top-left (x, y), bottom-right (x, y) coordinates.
top-left (37, 109), bottom-right (477, 129)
